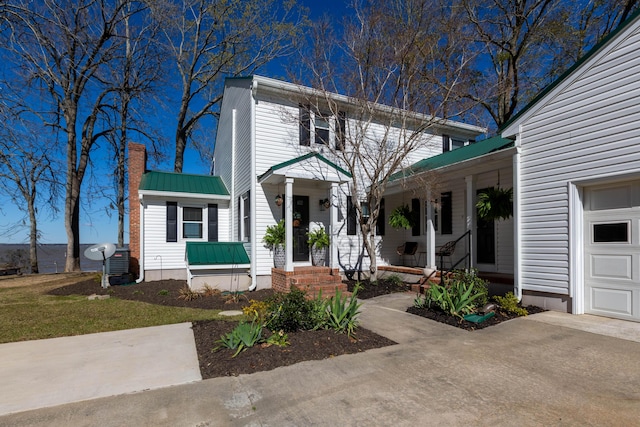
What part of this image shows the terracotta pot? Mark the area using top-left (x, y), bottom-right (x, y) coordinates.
top-left (293, 219), bottom-right (300, 227)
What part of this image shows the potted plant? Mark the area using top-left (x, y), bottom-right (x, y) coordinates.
top-left (476, 187), bottom-right (513, 221)
top-left (388, 204), bottom-right (416, 230)
top-left (263, 220), bottom-right (286, 268)
top-left (307, 227), bottom-right (330, 266)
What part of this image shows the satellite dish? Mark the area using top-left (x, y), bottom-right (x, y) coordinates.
top-left (84, 243), bottom-right (117, 289)
top-left (84, 243), bottom-right (117, 261)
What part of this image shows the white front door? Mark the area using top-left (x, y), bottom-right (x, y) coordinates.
top-left (584, 182), bottom-right (640, 322)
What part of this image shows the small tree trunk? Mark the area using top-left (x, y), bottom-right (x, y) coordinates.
top-left (28, 198), bottom-right (39, 274)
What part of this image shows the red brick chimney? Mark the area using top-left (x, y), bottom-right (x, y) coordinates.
top-left (128, 142), bottom-right (146, 278)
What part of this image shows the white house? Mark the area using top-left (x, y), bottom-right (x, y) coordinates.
top-left (127, 75), bottom-right (485, 292)
top-left (500, 9), bottom-right (640, 322)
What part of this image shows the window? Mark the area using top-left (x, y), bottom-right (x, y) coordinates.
top-left (182, 207), bottom-right (203, 239)
top-left (442, 134), bottom-right (471, 152)
top-left (593, 222), bottom-right (628, 243)
top-left (440, 192), bottom-right (452, 235)
top-left (299, 106), bottom-right (345, 150)
top-left (239, 191), bottom-right (251, 241)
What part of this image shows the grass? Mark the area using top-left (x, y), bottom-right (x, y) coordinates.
top-left (0, 273), bottom-right (227, 344)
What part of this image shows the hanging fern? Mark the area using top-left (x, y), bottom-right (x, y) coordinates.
top-left (388, 204), bottom-right (416, 229)
top-left (476, 187), bottom-right (513, 221)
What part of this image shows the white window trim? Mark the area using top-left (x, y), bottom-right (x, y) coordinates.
top-left (310, 110), bottom-right (336, 146)
top-left (240, 193), bottom-right (250, 242)
top-left (179, 203), bottom-right (206, 242)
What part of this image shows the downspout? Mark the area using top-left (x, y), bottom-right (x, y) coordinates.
top-left (136, 196), bottom-right (145, 283)
top-left (248, 80), bottom-right (258, 291)
top-left (231, 109), bottom-right (236, 242)
top-left (513, 129), bottom-right (522, 301)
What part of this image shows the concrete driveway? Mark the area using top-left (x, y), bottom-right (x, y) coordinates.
top-left (1, 293), bottom-right (639, 426)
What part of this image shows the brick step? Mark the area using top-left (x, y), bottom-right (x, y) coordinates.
top-left (290, 274), bottom-right (342, 286)
top-left (292, 266), bottom-right (338, 275)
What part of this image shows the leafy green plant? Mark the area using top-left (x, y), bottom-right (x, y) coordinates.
top-left (494, 292), bottom-right (528, 316)
top-left (417, 276), bottom-right (485, 319)
top-left (263, 219), bottom-right (286, 249)
top-left (216, 321), bottom-right (263, 357)
top-left (450, 270), bottom-right (489, 307)
top-left (476, 187), bottom-right (513, 221)
top-left (326, 289), bottom-right (362, 337)
top-left (385, 274), bottom-right (404, 288)
top-left (177, 285), bottom-right (200, 301)
top-left (307, 227), bottom-right (330, 249)
top-left (307, 293), bottom-right (329, 330)
top-left (266, 288), bottom-right (316, 332)
top-left (265, 330), bottom-right (289, 347)
top-left (132, 290), bottom-right (144, 296)
top-left (388, 204), bottom-right (416, 229)
top-left (157, 289), bottom-right (169, 296)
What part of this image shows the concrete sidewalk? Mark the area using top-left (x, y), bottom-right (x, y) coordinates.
top-left (1, 294), bottom-right (640, 426)
top-left (0, 322), bottom-right (201, 416)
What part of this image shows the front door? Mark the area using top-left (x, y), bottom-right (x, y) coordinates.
top-left (476, 189), bottom-right (495, 265)
top-left (283, 195), bottom-right (310, 262)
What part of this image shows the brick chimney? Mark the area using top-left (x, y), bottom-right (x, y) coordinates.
top-left (128, 142), bottom-right (146, 278)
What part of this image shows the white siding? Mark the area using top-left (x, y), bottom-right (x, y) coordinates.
top-left (142, 197), bottom-right (230, 273)
top-left (517, 22), bottom-right (640, 294)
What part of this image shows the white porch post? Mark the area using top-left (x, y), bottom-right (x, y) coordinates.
top-left (465, 175), bottom-right (475, 269)
top-left (285, 177), bottom-right (294, 272)
top-left (330, 182), bottom-right (339, 269)
top-left (425, 189), bottom-right (436, 269)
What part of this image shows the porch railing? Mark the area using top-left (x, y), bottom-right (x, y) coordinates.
top-left (439, 230), bottom-right (471, 285)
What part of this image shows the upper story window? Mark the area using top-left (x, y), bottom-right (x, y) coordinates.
top-left (442, 135), bottom-right (471, 152)
top-left (300, 105), bottom-right (345, 150)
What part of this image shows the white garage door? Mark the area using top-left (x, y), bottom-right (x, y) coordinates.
top-left (584, 183), bottom-right (640, 322)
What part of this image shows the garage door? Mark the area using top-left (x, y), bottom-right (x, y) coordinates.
top-left (584, 183), bottom-right (640, 322)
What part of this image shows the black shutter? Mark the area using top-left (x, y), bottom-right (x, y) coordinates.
top-left (411, 198), bottom-right (420, 236)
top-left (244, 191), bottom-right (251, 239)
top-left (376, 198), bottom-right (385, 236)
top-left (166, 202), bottom-right (177, 242)
top-left (299, 105), bottom-right (310, 146)
top-left (208, 204), bottom-right (218, 242)
top-left (442, 134), bottom-right (450, 152)
top-left (347, 196), bottom-right (356, 235)
top-left (237, 197), bottom-right (241, 240)
top-left (441, 192), bottom-right (452, 235)
top-left (336, 111), bottom-right (346, 151)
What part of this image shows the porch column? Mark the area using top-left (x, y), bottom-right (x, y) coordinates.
top-left (285, 177), bottom-right (294, 272)
top-left (330, 182), bottom-right (339, 269)
top-left (425, 189), bottom-right (436, 269)
top-left (465, 175), bottom-right (475, 269)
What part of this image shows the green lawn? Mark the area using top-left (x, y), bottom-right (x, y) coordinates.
top-left (0, 275), bottom-right (228, 344)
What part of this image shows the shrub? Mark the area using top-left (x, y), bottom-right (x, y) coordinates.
top-left (157, 289), bottom-right (169, 296)
top-left (326, 289), bottom-right (362, 337)
top-left (201, 284), bottom-right (221, 297)
top-left (415, 272), bottom-right (487, 319)
top-left (493, 292), bottom-right (528, 316)
top-left (385, 274), bottom-right (404, 288)
top-left (243, 299), bottom-right (269, 323)
top-left (451, 270), bottom-right (489, 307)
top-left (216, 321), bottom-right (263, 357)
top-left (307, 293), bottom-right (329, 330)
top-left (266, 288), bottom-right (316, 332)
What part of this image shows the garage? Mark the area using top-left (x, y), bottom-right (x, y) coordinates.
top-left (584, 182), bottom-right (640, 322)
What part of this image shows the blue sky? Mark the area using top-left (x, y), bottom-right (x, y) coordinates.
top-left (1, 0), bottom-right (351, 245)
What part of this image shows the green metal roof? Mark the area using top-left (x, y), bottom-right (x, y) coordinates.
top-left (258, 152), bottom-right (352, 181)
top-left (139, 171), bottom-right (229, 196)
top-left (186, 242), bottom-right (250, 266)
top-left (500, 8), bottom-right (640, 133)
top-left (390, 136), bottom-right (513, 181)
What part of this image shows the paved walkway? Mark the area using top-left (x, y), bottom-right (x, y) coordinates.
top-left (1, 294), bottom-right (639, 426)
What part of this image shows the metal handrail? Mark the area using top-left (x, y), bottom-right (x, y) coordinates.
top-left (439, 230), bottom-right (471, 285)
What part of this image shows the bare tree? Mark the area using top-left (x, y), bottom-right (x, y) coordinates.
top-left (0, 0), bottom-right (140, 271)
top-left (151, 0), bottom-right (307, 172)
top-left (0, 110), bottom-right (60, 273)
top-left (294, 0), bottom-right (478, 280)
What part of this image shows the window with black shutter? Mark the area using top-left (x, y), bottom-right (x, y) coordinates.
top-left (441, 192), bottom-right (452, 235)
top-left (336, 111), bottom-right (346, 151)
top-left (208, 204), bottom-right (218, 242)
top-left (411, 198), bottom-right (420, 236)
top-left (166, 202), bottom-right (177, 242)
top-left (347, 196), bottom-right (356, 235)
top-left (442, 134), bottom-right (450, 152)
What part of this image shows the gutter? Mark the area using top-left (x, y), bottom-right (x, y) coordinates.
top-left (513, 131), bottom-right (522, 301)
top-left (249, 79), bottom-right (258, 291)
top-left (136, 195), bottom-right (145, 283)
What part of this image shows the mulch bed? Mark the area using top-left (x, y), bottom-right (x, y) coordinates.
top-left (50, 276), bottom-right (542, 378)
top-left (407, 305), bottom-right (547, 331)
